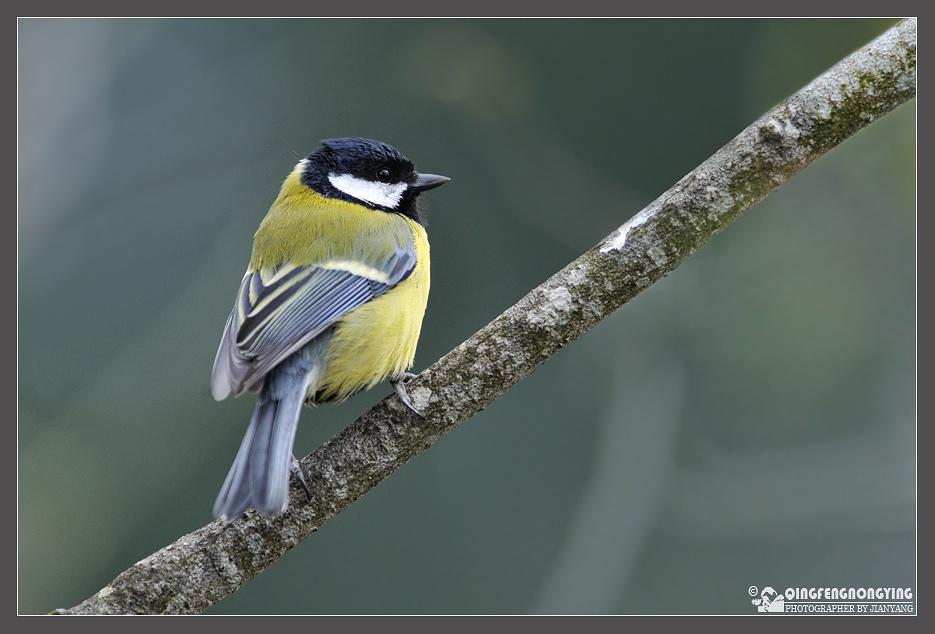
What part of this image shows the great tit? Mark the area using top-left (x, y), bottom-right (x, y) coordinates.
top-left (210, 137), bottom-right (449, 520)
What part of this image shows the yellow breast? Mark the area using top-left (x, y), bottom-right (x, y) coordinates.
top-left (312, 218), bottom-right (430, 403)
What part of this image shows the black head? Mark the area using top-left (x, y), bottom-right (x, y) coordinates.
top-left (300, 137), bottom-right (449, 225)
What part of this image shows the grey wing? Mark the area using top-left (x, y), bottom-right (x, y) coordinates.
top-left (211, 245), bottom-right (417, 400)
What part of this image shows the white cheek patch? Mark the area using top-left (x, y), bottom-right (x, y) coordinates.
top-left (328, 173), bottom-right (407, 209)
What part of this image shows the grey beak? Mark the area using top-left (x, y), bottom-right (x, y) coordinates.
top-left (412, 172), bottom-right (450, 192)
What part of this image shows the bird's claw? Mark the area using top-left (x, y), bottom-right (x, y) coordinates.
top-left (390, 372), bottom-right (425, 418)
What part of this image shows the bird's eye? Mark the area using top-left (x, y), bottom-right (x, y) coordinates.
top-left (376, 168), bottom-right (392, 183)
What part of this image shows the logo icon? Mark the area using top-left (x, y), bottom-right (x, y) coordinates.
top-left (751, 586), bottom-right (785, 612)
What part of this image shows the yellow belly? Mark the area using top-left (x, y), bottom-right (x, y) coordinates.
top-left (312, 221), bottom-right (430, 403)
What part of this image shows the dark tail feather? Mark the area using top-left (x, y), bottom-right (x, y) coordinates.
top-left (213, 356), bottom-right (315, 520)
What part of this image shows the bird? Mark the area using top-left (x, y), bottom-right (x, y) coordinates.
top-left (210, 137), bottom-right (449, 520)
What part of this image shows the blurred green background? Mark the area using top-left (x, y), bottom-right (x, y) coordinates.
top-left (18, 18), bottom-right (915, 615)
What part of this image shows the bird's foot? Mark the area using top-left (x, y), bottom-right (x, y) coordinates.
top-left (390, 372), bottom-right (425, 418)
top-left (291, 455), bottom-right (311, 501)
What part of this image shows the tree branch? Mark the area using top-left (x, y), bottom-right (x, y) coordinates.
top-left (53, 18), bottom-right (916, 615)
